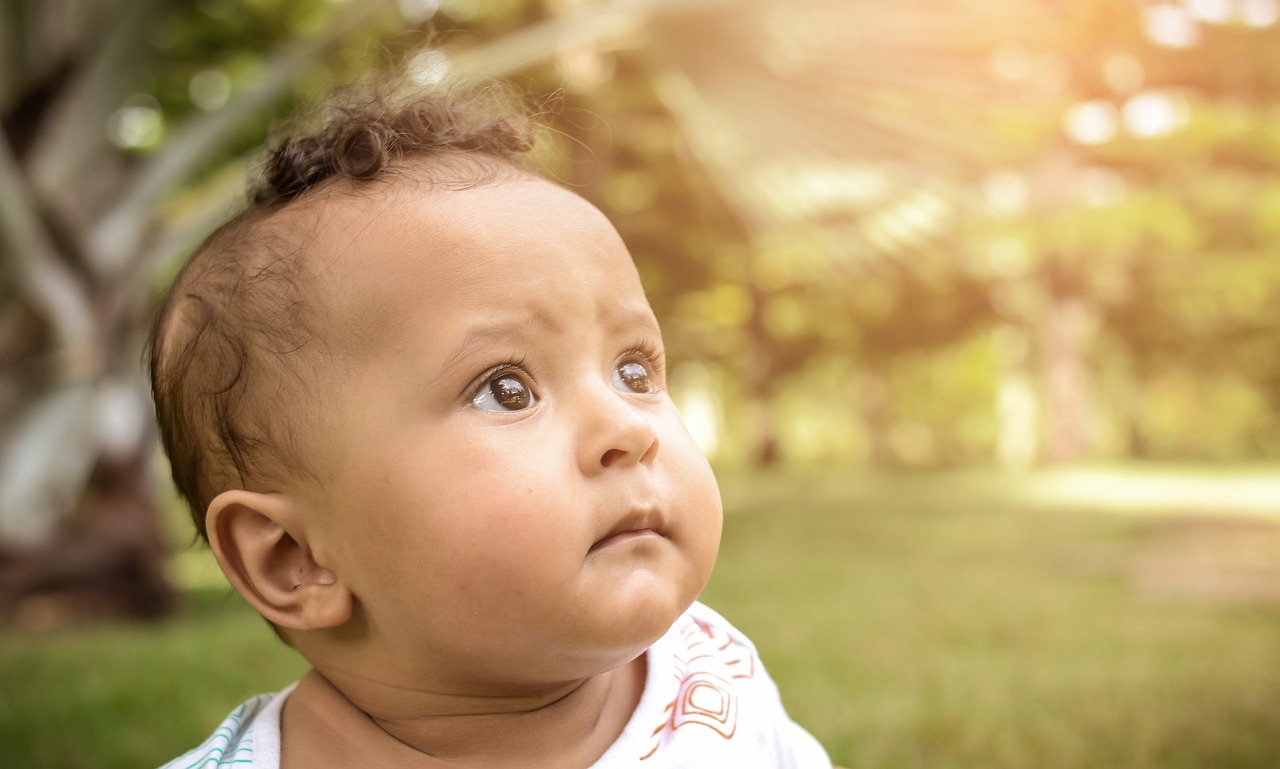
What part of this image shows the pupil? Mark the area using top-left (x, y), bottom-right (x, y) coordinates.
top-left (491, 377), bottom-right (529, 409)
top-left (619, 362), bottom-right (650, 392)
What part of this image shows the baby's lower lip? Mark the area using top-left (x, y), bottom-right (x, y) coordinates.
top-left (589, 528), bottom-right (661, 553)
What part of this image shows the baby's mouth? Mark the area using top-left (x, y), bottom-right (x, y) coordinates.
top-left (589, 528), bottom-right (660, 553)
top-left (589, 507), bottom-right (665, 554)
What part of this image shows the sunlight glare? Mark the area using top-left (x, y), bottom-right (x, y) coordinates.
top-left (674, 365), bottom-right (720, 457)
top-left (397, 0), bottom-right (439, 23)
top-left (982, 170), bottom-right (1029, 218)
top-left (1063, 100), bottom-right (1119, 145)
top-left (1184, 0), bottom-right (1234, 23)
top-left (1145, 4), bottom-right (1202, 47)
top-left (1122, 90), bottom-right (1188, 138)
top-left (996, 372), bottom-right (1038, 469)
top-left (859, 190), bottom-right (952, 253)
top-left (1242, 0), bottom-right (1280, 26)
top-left (408, 49), bottom-right (451, 87)
top-left (898, 189), bottom-right (952, 232)
top-left (1022, 468), bottom-right (1280, 517)
top-left (752, 162), bottom-right (891, 221)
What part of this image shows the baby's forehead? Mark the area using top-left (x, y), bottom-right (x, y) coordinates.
top-left (268, 172), bottom-right (545, 351)
top-left (268, 170), bottom-right (636, 356)
top-left (272, 157), bottom-right (541, 262)
top-left (282, 166), bottom-right (593, 275)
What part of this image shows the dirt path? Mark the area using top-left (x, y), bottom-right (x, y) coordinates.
top-left (1132, 515), bottom-right (1280, 603)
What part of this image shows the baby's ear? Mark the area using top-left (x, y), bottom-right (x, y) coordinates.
top-left (206, 490), bottom-right (352, 632)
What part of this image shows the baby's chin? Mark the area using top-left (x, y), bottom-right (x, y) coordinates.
top-left (580, 571), bottom-right (706, 656)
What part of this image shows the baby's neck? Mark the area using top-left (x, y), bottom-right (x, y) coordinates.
top-left (280, 657), bottom-right (647, 769)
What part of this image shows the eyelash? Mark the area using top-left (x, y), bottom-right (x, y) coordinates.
top-left (467, 356), bottom-right (534, 400)
top-left (620, 340), bottom-right (666, 384)
top-left (465, 341), bottom-right (666, 403)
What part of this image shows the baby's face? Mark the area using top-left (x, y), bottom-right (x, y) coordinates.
top-left (291, 170), bottom-right (722, 692)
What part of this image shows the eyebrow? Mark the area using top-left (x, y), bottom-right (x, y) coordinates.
top-left (436, 308), bottom-right (558, 379)
top-left (438, 303), bottom-right (661, 379)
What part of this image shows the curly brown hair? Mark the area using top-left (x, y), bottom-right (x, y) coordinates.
top-left (149, 83), bottom-right (536, 541)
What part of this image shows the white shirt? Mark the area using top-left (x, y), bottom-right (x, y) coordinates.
top-left (160, 601), bottom-right (831, 768)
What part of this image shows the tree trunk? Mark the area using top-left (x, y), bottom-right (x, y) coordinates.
top-left (858, 370), bottom-right (893, 468)
top-left (1041, 289), bottom-right (1094, 463)
top-left (0, 0), bottom-right (397, 627)
top-left (0, 448), bottom-right (175, 627)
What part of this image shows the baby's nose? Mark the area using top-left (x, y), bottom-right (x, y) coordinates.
top-left (579, 392), bottom-right (659, 472)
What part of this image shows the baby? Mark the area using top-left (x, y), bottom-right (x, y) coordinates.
top-left (150, 82), bottom-right (830, 769)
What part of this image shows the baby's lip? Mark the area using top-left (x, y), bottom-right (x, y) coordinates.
top-left (589, 506), bottom-right (666, 553)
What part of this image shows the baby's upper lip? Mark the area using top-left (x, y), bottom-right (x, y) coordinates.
top-left (590, 505), bottom-right (666, 552)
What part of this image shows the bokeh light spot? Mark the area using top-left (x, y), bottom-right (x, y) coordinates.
top-left (1145, 4), bottom-right (1202, 47)
top-left (1185, 0), bottom-right (1233, 24)
top-left (1242, 0), bottom-right (1280, 26)
top-left (106, 94), bottom-right (164, 149)
top-left (1063, 100), bottom-right (1119, 145)
top-left (408, 49), bottom-right (451, 87)
top-left (188, 68), bottom-right (231, 111)
top-left (1123, 90), bottom-right (1188, 138)
top-left (397, 0), bottom-right (440, 23)
top-left (983, 170), bottom-right (1029, 218)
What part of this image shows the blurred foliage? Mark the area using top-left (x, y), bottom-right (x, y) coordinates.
top-left (4, 1), bottom-right (1280, 763)
top-left (528, 0), bottom-right (1280, 467)
top-left (69, 1), bottom-right (1280, 467)
top-left (5, 0), bottom-right (1279, 530)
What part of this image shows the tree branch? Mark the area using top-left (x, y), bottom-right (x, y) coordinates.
top-left (447, 0), bottom-right (718, 78)
top-left (0, 0), bottom-right (21, 110)
top-left (136, 166), bottom-right (249, 284)
top-left (0, 133), bottom-right (96, 370)
top-left (105, 160), bottom-right (250, 340)
top-left (25, 0), bottom-right (167, 209)
top-left (85, 0), bottom-right (397, 280)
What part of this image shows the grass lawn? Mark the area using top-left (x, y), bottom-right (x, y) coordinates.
top-left (3, 466), bottom-right (1280, 768)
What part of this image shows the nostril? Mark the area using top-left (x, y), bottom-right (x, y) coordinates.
top-left (600, 448), bottom-right (626, 467)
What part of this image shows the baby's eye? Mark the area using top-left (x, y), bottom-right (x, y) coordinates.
top-left (613, 360), bottom-right (655, 394)
top-left (472, 373), bottom-right (537, 412)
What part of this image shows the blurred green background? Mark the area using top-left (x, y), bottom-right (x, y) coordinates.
top-left (2, 0), bottom-right (1280, 767)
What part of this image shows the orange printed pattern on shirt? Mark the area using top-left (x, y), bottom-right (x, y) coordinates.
top-left (640, 613), bottom-right (758, 760)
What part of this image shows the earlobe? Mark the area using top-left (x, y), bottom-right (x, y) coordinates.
top-left (206, 489), bottom-right (353, 632)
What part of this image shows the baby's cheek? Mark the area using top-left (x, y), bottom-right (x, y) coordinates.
top-left (446, 482), bottom-right (574, 562)
top-left (667, 441), bottom-right (723, 562)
